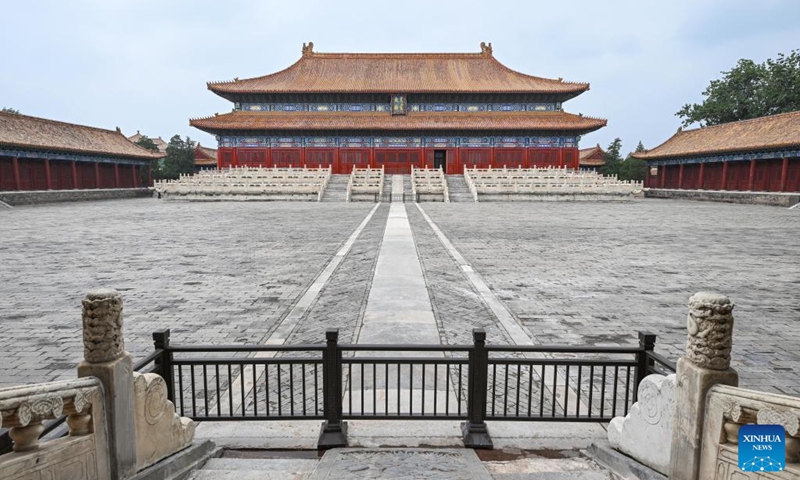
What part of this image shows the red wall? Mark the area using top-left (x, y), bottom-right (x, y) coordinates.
top-left (0, 156), bottom-right (148, 191)
top-left (650, 158), bottom-right (800, 193)
top-left (218, 147), bottom-right (581, 174)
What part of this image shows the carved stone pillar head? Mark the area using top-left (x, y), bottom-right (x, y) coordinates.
top-left (82, 288), bottom-right (125, 363)
top-left (686, 292), bottom-right (734, 370)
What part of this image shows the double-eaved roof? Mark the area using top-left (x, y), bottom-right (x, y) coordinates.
top-left (633, 111), bottom-right (800, 160)
top-left (208, 42), bottom-right (589, 97)
top-left (0, 111), bottom-right (163, 160)
top-left (191, 111), bottom-right (606, 134)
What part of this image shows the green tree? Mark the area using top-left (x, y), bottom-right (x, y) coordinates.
top-left (677, 50), bottom-right (800, 127)
top-left (616, 141), bottom-right (647, 182)
top-left (2, 107), bottom-right (20, 114)
top-left (153, 135), bottom-right (196, 180)
top-left (600, 138), bottom-right (623, 177)
top-left (134, 135), bottom-right (160, 152)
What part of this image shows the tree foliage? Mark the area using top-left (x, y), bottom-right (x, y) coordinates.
top-left (600, 138), bottom-right (623, 177)
top-left (677, 50), bottom-right (800, 127)
top-left (153, 135), bottom-right (196, 180)
top-left (600, 138), bottom-right (647, 181)
top-left (2, 107), bottom-right (20, 114)
top-left (134, 135), bottom-right (159, 152)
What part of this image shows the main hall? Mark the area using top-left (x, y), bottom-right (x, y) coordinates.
top-left (191, 43), bottom-right (606, 174)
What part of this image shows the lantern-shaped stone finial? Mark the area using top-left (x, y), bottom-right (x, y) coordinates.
top-left (686, 292), bottom-right (734, 370)
top-left (82, 288), bottom-right (125, 363)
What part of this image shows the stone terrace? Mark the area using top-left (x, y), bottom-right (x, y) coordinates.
top-left (0, 198), bottom-right (798, 397)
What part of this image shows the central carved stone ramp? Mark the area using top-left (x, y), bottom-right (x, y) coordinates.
top-left (446, 175), bottom-right (475, 202)
top-left (392, 174), bottom-right (405, 202)
top-left (320, 174), bottom-right (350, 202)
top-left (188, 448), bottom-right (615, 479)
top-left (309, 448), bottom-right (492, 479)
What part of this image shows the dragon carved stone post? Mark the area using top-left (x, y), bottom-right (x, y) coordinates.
top-left (669, 292), bottom-right (739, 480)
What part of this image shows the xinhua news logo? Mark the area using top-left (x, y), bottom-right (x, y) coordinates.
top-left (738, 424), bottom-right (785, 472)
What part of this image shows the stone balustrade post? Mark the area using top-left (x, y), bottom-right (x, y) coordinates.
top-left (669, 292), bottom-right (739, 480)
top-left (77, 288), bottom-right (137, 480)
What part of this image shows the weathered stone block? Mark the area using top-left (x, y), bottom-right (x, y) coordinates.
top-left (669, 357), bottom-right (738, 480)
top-left (133, 372), bottom-right (195, 470)
top-left (608, 373), bottom-right (676, 474)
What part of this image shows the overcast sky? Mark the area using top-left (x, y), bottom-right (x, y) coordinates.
top-left (2, 0), bottom-right (798, 154)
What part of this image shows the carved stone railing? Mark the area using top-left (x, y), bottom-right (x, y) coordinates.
top-left (0, 378), bottom-right (110, 479)
top-left (0, 289), bottom-right (198, 480)
top-left (462, 166), bottom-right (643, 196)
top-left (154, 166), bottom-right (332, 200)
top-left (701, 385), bottom-right (800, 478)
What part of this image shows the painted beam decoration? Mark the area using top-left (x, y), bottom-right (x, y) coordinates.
top-left (237, 102), bottom-right (561, 113)
top-left (218, 136), bottom-right (578, 149)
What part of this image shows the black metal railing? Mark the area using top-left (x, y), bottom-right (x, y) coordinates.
top-left (149, 327), bottom-right (674, 449)
top-left (1, 328), bottom-right (675, 452)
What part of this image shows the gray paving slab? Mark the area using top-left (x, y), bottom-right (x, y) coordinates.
top-left (419, 199), bottom-right (800, 396)
top-left (1, 197), bottom-right (798, 402)
top-left (0, 199), bottom-right (374, 388)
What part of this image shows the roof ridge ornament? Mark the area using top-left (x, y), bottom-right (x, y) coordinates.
top-left (302, 42), bottom-right (314, 57)
top-left (480, 42), bottom-right (492, 56)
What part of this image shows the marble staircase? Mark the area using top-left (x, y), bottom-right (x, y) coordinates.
top-left (447, 175), bottom-right (475, 202)
top-left (320, 174), bottom-right (349, 202)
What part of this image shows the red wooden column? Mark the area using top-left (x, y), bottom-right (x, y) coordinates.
top-left (721, 161), bottom-right (729, 190)
top-left (71, 161), bottom-right (78, 189)
top-left (95, 163), bottom-right (101, 188)
top-left (557, 149), bottom-right (564, 168)
top-left (147, 164), bottom-right (152, 186)
top-left (678, 164), bottom-right (685, 189)
top-left (114, 164), bottom-right (120, 188)
top-left (130, 164), bottom-right (137, 188)
top-left (747, 159), bottom-right (756, 190)
top-left (698, 163), bottom-right (706, 189)
top-left (780, 157), bottom-right (790, 192)
top-left (44, 159), bottom-right (52, 190)
top-left (12, 156), bottom-right (21, 190)
top-left (660, 165), bottom-right (667, 188)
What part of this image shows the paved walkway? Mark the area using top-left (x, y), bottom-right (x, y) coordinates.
top-left (356, 204), bottom-right (439, 346)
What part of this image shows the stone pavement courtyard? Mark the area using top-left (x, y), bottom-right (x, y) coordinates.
top-left (0, 198), bottom-right (798, 397)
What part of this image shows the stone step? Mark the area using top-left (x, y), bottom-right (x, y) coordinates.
top-left (483, 453), bottom-right (618, 480)
top-left (189, 458), bottom-right (318, 480)
top-left (320, 175), bottom-right (350, 202)
top-left (446, 175), bottom-right (475, 202)
top-left (488, 472), bottom-right (614, 480)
